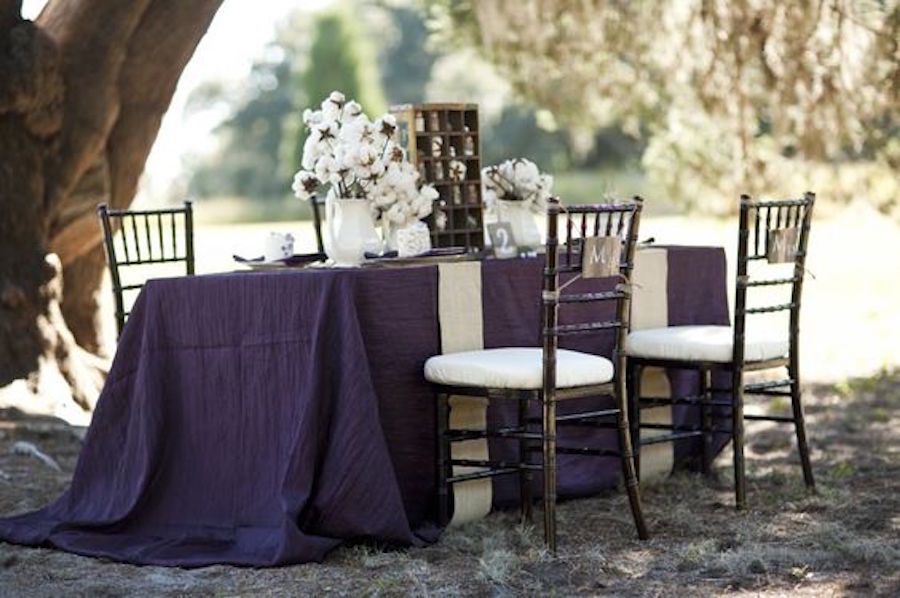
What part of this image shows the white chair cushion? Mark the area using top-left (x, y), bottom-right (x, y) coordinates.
top-left (424, 347), bottom-right (614, 390)
top-left (626, 325), bottom-right (788, 363)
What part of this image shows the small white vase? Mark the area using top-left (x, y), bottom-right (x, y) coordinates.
top-left (396, 221), bottom-right (432, 257)
top-left (325, 196), bottom-right (380, 266)
top-left (497, 199), bottom-right (541, 248)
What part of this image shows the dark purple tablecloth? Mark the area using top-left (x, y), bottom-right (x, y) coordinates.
top-left (0, 248), bottom-right (727, 566)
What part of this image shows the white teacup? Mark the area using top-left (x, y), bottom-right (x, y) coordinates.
top-left (264, 232), bottom-right (294, 262)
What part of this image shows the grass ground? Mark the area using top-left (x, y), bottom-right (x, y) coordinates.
top-left (0, 368), bottom-right (897, 596)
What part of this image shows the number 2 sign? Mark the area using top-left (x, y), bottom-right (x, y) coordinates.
top-left (487, 223), bottom-right (518, 259)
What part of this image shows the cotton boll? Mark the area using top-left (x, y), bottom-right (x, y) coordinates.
top-left (322, 101), bottom-right (341, 121)
top-left (386, 202), bottom-right (408, 224)
top-left (340, 119), bottom-right (375, 146)
top-left (342, 100), bottom-right (363, 121)
top-left (539, 173), bottom-right (554, 192)
top-left (303, 108), bottom-right (323, 128)
top-left (420, 185), bottom-right (439, 202)
top-left (322, 91), bottom-right (346, 120)
top-left (415, 194), bottom-right (434, 218)
top-left (312, 120), bottom-right (338, 143)
top-left (375, 189), bottom-right (397, 207)
top-left (328, 90), bottom-right (346, 105)
top-left (302, 136), bottom-right (322, 171)
top-left (510, 158), bottom-right (540, 185)
top-left (333, 144), bottom-right (355, 172)
top-left (435, 210), bottom-right (448, 231)
top-left (374, 114), bottom-right (397, 139)
top-left (314, 155), bottom-right (336, 183)
top-left (292, 170), bottom-right (319, 200)
top-left (368, 158), bottom-right (386, 178)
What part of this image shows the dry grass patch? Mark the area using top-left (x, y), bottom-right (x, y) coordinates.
top-left (0, 373), bottom-right (898, 596)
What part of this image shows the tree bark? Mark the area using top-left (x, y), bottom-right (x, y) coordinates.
top-left (0, 0), bottom-right (223, 415)
top-left (60, 243), bottom-right (108, 355)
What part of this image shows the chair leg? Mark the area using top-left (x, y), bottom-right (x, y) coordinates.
top-left (518, 397), bottom-right (533, 523)
top-left (731, 367), bottom-right (747, 510)
top-left (700, 367), bottom-right (712, 475)
top-left (617, 371), bottom-right (649, 540)
top-left (436, 392), bottom-right (451, 527)
top-left (626, 361), bottom-right (643, 482)
top-left (789, 366), bottom-right (816, 491)
top-left (542, 392), bottom-right (557, 553)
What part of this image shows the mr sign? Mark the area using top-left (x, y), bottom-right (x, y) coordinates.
top-left (583, 236), bottom-right (621, 278)
top-left (767, 228), bottom-right (799, 264)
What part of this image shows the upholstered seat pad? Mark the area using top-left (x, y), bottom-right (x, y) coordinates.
top-left (626, 325), bottom-right (788, 363)
top-left (424, 348), bottom-right (615, 389)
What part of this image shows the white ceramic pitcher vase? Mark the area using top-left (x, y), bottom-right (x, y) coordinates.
top-left (325, 196), bottom-right (380, 266)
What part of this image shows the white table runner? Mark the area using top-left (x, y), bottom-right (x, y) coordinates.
top-left (437, 249), bottom-right (675, 524)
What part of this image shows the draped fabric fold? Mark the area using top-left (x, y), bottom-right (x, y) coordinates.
top-left (0, 272), bottom-right (421, 566)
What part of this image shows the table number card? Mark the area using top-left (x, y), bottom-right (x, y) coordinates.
top-left (583, 236), bottom-right (621, 278)
top-left (487, 222), bottom-right (518, 259)
top-left (767, 228), bottom-right (799, 263)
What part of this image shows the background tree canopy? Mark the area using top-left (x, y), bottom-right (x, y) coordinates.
top-left (427, 0), bottom-right (899, 213)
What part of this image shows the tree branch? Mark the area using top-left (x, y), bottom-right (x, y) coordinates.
top-left (43, 0), bottom-right (223, 265)
top-left (38, 0), bottom-right (154, 218)
top-left (107, 0), bottom-right (224, 210)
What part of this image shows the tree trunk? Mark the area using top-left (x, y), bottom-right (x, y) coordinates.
top-left (60, 244), bottom-right (109, 355)
top-left (0, 0), bottom-right (223, 417)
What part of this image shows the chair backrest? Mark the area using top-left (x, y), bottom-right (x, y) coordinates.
top-left (733, 192), bottom-right (815, 364)
top-left (542, 197), bottom-right (644, 395)
top-left (97, 201), bottom-right (195, 336)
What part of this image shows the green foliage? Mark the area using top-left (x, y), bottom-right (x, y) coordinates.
top-left (300, 9), bottom-right (386, 117)
top-left (376, 4), bottom-right (439, 104)
top-left (292, 7), bottom-right (387, 172)
top-left (482, 105), bottom-right (571, 171)
top-left (186, 47), bottom-right (297, 199)
top-left (188, 4), bottom-right (388, 202)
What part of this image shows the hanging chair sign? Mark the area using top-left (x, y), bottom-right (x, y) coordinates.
top-left (767, 228), bottom-right (799, 263)
top-left (583, 236), bottom-right (621, 278)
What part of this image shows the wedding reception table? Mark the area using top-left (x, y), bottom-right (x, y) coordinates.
top-left (0, 246), bottom-right (728, 566)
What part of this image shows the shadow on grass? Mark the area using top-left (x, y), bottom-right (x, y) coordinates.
top-left (0, 369), bottom-right (897, 596)
top-left (381, 368), bottom-right (900, 595)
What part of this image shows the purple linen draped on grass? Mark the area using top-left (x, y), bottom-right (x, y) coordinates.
top-left (0, 248), bottom-right (727, 566)
top-left (0, 271), bottom-right (433, 566)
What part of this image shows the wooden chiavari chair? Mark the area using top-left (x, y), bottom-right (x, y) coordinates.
top-left (626, 192), bottom-right (816, 509)
top-left (425, 196), bottom-right (649, 551)
top-left (97, 201), bottom-right (195, 337)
